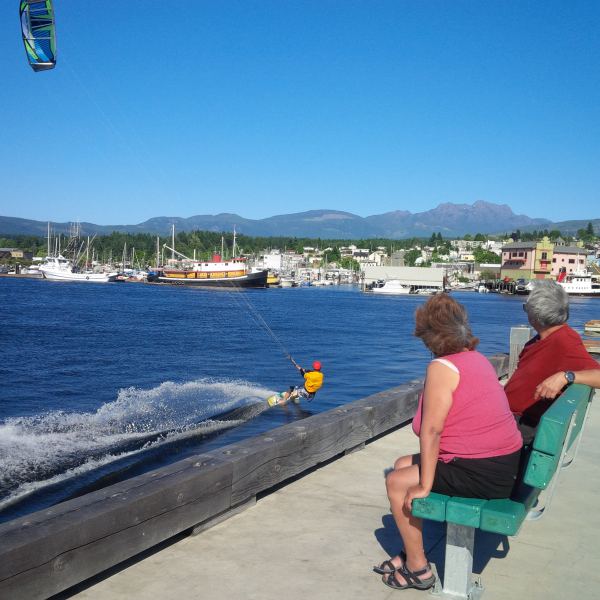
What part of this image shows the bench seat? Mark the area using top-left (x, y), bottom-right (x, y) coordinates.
top-left (411, 383), bottom-right (593, 597)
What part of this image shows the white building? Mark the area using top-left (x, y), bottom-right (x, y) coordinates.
top-left (361, 265), bottom-right (445, 292)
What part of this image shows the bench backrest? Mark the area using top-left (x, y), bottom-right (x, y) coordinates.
top-left (523, 383), bottom-right (593, 489)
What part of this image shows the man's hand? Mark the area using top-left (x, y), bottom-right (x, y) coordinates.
top-left (534, 372), bottom-right (568, 400)
top-left (404, 484), bottom-right (430, 512)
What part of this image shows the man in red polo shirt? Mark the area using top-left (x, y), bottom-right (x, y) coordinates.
top-left (505, 280), bottom-right (600, 443)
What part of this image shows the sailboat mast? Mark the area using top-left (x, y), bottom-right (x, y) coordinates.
top-left (171, 224), bottom-right (175, 262)
top-left (233, 226), bottom-right (237, 258)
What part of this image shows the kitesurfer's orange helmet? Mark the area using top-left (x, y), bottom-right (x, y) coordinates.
top-left (312, 361), bottom-right (322, 371)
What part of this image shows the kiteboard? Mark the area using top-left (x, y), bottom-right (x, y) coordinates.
top-left (266, 392), bottom-right (287, 407)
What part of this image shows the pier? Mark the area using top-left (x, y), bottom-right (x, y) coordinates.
top-left (62, 393), bottom-right (599, 600)
top-left (0, 352), bottom-right (598, 600)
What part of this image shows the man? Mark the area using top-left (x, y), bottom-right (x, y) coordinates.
top-left (505, 280), bottom-right (600, 443)
top-left (280, 360), bottom-right (324, 404)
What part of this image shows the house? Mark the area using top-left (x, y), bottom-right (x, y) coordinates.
top-left (551, 245), bottom-right (589, 276)
top-left (500, 242), bottom-right (537, 280)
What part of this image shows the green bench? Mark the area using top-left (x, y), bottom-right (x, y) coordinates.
top-left (412, 383), bottom-right (594, 599)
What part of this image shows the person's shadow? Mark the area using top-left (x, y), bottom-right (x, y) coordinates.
top-left (373, 512), bottom-right (511, 585)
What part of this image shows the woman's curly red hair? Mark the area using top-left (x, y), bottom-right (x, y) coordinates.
top-left (414, 293), bottom-right (479, 357)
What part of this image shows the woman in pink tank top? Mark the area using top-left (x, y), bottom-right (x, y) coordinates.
top-left (375, 294), bottom-right (522, 592)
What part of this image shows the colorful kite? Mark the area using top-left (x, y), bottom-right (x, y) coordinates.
top-left (20, 0), bottom-right (56, 71)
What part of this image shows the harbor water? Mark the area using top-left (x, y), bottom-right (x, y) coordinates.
top-left (0, 279), bottom-right (598, 523)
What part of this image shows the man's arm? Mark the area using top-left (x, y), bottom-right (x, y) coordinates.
top-left (534, 369), bottom-right (600, 400)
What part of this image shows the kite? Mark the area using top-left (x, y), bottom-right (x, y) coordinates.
top-left (20, 0), bottom-right (56, 71)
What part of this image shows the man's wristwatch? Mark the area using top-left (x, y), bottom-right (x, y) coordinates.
top-left (564, 371), bottom-right (576, 385)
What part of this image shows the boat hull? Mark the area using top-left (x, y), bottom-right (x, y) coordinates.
top-left (150, 269), bottom-right (268, 288)
top-left (41, 269), bottom-right (115, 283)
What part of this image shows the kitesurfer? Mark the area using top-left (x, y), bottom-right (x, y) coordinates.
top-left (280, 360), bottom-right (324, 404)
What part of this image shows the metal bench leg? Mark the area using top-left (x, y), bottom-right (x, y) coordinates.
top-left (562, 399), bottom-right (592, 470)
top-left (432, 523), bottom-right (483, 599)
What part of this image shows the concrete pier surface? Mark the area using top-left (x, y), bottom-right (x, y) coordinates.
top-left (62, 398), bottom-right (599, 600)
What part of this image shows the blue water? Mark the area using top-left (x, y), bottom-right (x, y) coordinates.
top-left (1, 279), bottom-right (598, 523)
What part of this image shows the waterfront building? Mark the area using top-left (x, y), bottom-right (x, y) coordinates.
top-left (361, 265), bottom-right (444, 292)
top-left (551, 245), bottom-right (589, 276)
top-left (0, 248), bottom-right (33, 260)
top-left (500, 241), bottom-right (537, 280)
top-left (389, 250), bottom-right (405, 267)
top-left (255, 250), bottom-right (283, 272)
top-left (501, 238), bottom-right (591, 281)
top-left (476, 263), bottom-right (502, 278)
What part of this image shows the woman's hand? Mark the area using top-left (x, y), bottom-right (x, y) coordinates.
top-left (404, 484), bottom-right (430, 512)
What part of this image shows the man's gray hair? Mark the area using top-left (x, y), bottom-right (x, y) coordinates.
top-left (525, 279), bottom-right (569, 328)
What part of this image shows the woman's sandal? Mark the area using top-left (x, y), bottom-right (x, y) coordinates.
top-left (382, 561), bottom-right (436, 591)
top-left (373, 550), bottom-right (406, 575)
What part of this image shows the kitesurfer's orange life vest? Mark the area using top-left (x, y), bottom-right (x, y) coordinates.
top-left (304, 370), bottom-right (324, 393)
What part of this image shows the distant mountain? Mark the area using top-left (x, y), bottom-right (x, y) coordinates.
top-left (1, 201), bottom-right (593, 240)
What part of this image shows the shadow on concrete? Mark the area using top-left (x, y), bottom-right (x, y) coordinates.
top-left (374, 513), bottom-right (511, 585)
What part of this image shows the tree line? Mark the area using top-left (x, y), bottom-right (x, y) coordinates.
top-left (1, 223), bottom-right (596, 267)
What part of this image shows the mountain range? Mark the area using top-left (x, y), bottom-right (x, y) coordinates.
top-left (1, 201), bottom-right (597, 240)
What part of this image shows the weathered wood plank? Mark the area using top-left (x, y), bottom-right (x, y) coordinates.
top-left (0, 455), bottom-right (232, 598)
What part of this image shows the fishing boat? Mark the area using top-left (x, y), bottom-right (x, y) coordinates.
top-left (40, 256), bottom-right (117, 282)
top-left (556, 269), bottom-right (600, 296)
top-left (39, 222), bottom-right (118, 283)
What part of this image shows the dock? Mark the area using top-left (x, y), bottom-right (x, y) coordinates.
top-left (57, 394), bottom-right (600, 600)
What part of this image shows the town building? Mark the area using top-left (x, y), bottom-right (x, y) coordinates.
top-left (500, 238), bottom-right (590, 281)
top-left (360, 265), bottom-right (444, 292)
top-left (551, 246), bottom-right (588, 276)
top-left (0, 248), bottom-right (34, 260)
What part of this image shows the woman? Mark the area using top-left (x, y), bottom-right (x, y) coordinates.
top-left (376, 294), bottom-right (522, 591)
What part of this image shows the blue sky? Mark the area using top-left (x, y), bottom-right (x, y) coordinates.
top-left (1, 1), bottom-right (598, 225)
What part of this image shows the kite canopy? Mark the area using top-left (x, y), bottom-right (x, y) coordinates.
top-left (20, 0), bottom-right (56, 71)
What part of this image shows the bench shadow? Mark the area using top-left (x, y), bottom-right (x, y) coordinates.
top-left (374, 514), bottom-right (510, 584)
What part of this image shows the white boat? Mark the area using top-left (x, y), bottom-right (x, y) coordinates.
top-left (584, 320), bottom-right (600, 336)
top-left (371, 280), bottom-right (412, 295)
top-left (514, 279), bottom-right (534, 295)
top-left (557, 270), bottom-right (600, 296)
top-left (279, 278), bottom-right (297, 288)
top-left (40, 256), bottom-right (117, 283)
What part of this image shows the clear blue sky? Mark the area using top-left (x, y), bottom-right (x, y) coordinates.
top-left (1, 1), bottom-right (598, 225)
